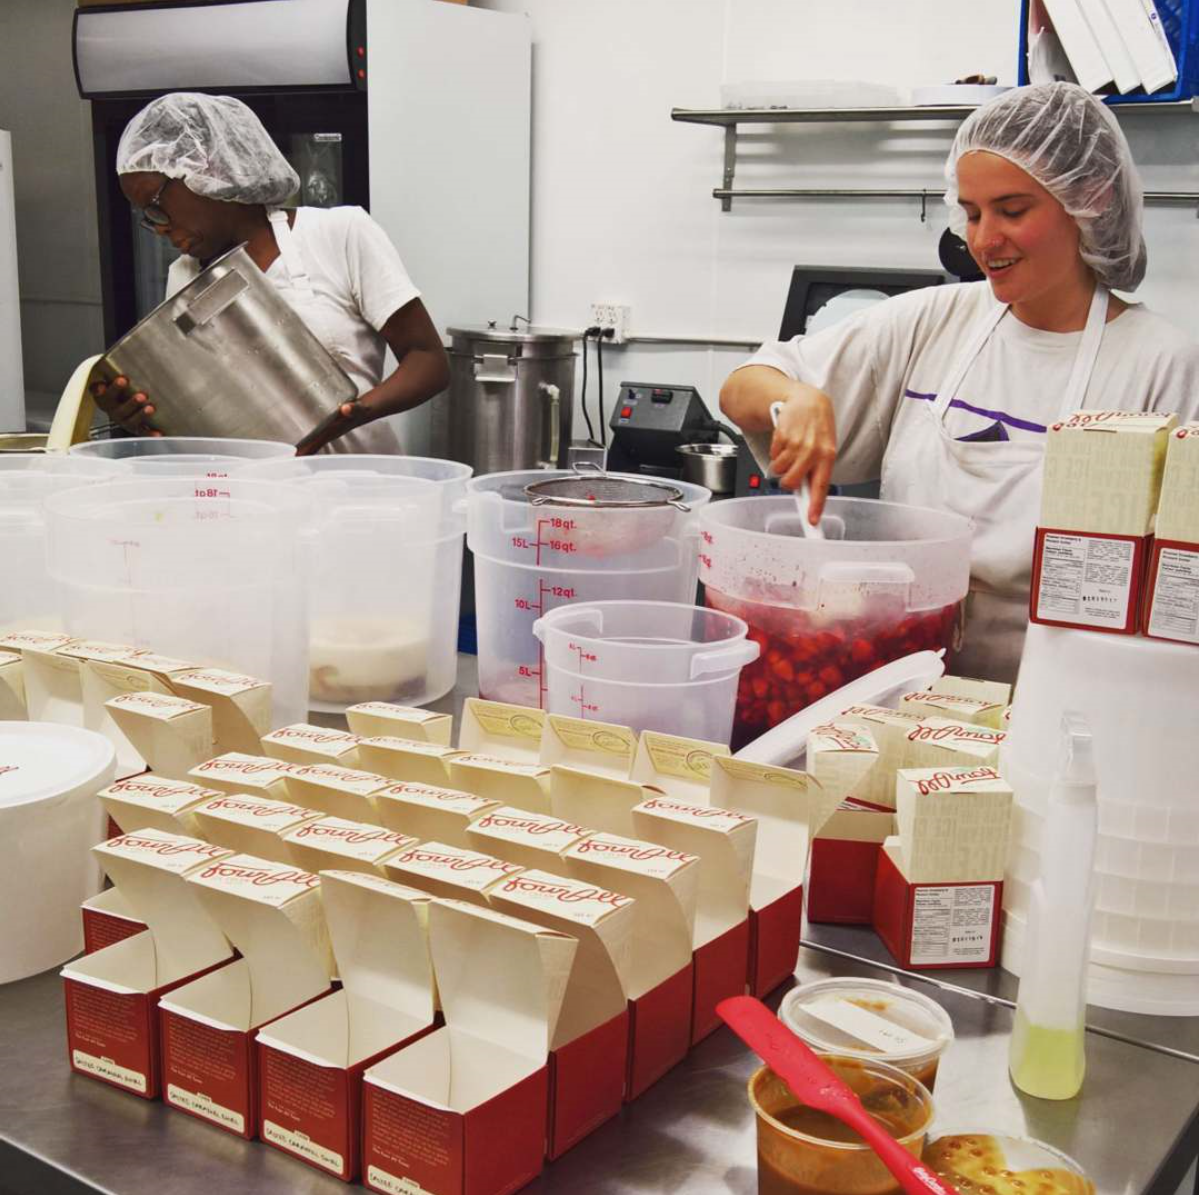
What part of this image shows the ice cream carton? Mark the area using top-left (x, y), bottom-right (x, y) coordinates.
top-left (356, 736), bottom-right (463, 786)
top-left (628, 729), bottom-right (730, 802)
top-left (262, 724), bottom-right (362, 768)
top-left (23, 639), bottom-right (135, 728)
top-left (0, 649), bottom-right (24, 719)
top-left (99, 773), bottom-right (224, 839)
top-left (539, 714), bottom-right (637, 779)
top-left (562, 833), bottom-right (698, 1099)
top-left (447, 753), bottom-right (554, 815)
top-left (371, 781), bottom-right (500, 848)
top-left (902, 718), bottom-right (1006, 773)
top-left (160, 855), bottom-right (336, 1137)
top-left (189, 752), bottom-right (298, 800)
top-left (898, 689), bottom-right (1007, 730)
top-left (362, 899), bottom-right (576, 1195)
top-left (345, 701), bottom-right (453, 745)
top-left (61, 831), bottom-right (235, 1098)
top-left (1145, 422), bottom-right (1199, 644)
top-left (278, 762), bottom-right (391, 823)
top-left (168, 667), bottom-right (274, 755)
top-left (0, 628), bottom-right (74, 655)
top-left (105, 691), bottom-right (213, 781)
top-left (1033, 409), bottom-right (1177, 634)
top-left (465, 807), bottom-right (593, 874)
top-left (383, 841), bottom-right (523, 907)
top-left (830, 706), bottom-right (921, 807)
top-left (631, 796), bottom-right (755, 1043)
top-left (190, 794), bottom-right (324, 865)
top-left (456, 698), bottom-right (545, 763)
top-left (486, 869), bottom-right (634, 1158)
top-left (281, 817), bottom-right (418, 878)
top-left (80, 887), bottom-right (147, 954)
top-left (549, 765), bottom-right (657, 838)
top-left (257, 872), bottom-right (438, 1180)
top-left (710, 757), bottom-right (813, 998)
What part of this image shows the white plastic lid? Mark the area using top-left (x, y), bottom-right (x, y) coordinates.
top-left (779, 977), bottom-right (954, 1070)
top-left (0, 723), bottom-right (116, 808)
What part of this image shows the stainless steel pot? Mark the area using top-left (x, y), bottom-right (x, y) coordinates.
top-left (101, 244), bottom-right (400, 454)
top-left (677, 442), bottom-right (737, 494)
top-left (444, 323), bottom-right (578, 474)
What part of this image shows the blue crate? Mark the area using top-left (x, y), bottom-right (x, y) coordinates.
top-left (1018, 0), bottom-right (1198, 103)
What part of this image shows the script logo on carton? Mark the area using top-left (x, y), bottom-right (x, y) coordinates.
top-left (906, 723), bottom-right (1005, 746)
top-left (196, 755), bottom-right (296, 779)
top-left (391, 845), bottom-right (522, 890)
top-left (477, 811), bottom-right (589, 839)
top-left (199, 796), bottom-right (312, 821)
top-left (910, 767), bottom-right (1002, 796)
top-left (638, 796), bottom-right (755, 828)
top-left (293, 822), bottom-right (409, 847)
top-left (109, 833), bottom-right (227, 861)
top-left (498, 873), bottom-right (630, 910)
top-left (266, 726), bottom-right (360, 746)
top-left (810, 723), bottom-right (875, 752)
top-left (196, 859), bottom-right (320, 893)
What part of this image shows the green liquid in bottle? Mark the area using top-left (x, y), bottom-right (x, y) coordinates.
top-left (1009, 1008), bottom-right (1085, 1100)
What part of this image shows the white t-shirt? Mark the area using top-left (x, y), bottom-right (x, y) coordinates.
top-left (167, 205), bottom-right (421, 397)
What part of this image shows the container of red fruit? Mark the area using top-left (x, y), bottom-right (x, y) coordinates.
top-left (699, 496), bottom-right (972, 751)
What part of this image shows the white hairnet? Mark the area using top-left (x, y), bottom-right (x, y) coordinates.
top-left (116, 93), bottom-right (299, 207)
top-left (944, 82), bottom-right (1145, 292)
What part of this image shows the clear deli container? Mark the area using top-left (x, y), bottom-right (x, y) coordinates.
top-left (923, 1132), bottom-right (1094, 1194)
top-left (779, 977), bottom-right (955, 1092)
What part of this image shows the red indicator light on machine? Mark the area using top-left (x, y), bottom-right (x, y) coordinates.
top-left (620, 406), bottom-right (632, 419)
top-left (358, 68), bottom-right (366, 80)
top-left (748, 474), bottom-right (761, 489)
top-left (357, 46), bottom-right (366, 57)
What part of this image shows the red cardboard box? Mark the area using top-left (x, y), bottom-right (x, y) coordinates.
top-left (80, 887), bottom-right (147, 954)
top-left (61, 830), bottom-right (235, 1098)
top-left (486, 869), bottom-right (634, 1159)
top-left (257, 872), bottom-right (438, 1181)
top-left (159, 855), bottom-right (335, 1137)
top-left (362, 900), bottom-right (576, 1195)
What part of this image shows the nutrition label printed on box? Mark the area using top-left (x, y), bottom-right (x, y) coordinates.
top-left (1148, 549), bottom-right (1200, 642)
top-left (909, 885), bottom-right (995, 966)
top-left (1035, 533), bottom-right (1134, 629)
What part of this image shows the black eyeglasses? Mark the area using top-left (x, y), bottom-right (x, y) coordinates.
top-left (138, 177), bottom-right (172, 232)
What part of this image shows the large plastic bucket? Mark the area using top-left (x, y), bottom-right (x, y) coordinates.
top-left (69, 435), bottom-right (296, 477)
top-left (533, 600), bottom-right (758, 742)
top-left (700, 496), bottom-right (971, 750)
top-left (467, 470), bottom-right (711, 708)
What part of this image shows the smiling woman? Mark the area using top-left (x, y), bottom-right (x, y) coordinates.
top-left (718, 82), bottom-right (1198, 684)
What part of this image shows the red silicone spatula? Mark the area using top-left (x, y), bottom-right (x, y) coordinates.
top-left (718, 995), bottom-right (956, 1195)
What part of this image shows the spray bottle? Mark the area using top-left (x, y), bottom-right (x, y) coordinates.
top-left (1009, 711), bottom-right (1097, 1100)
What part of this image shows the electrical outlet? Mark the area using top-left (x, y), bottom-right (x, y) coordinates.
top-left (589, 302), bottom-right (631, 345)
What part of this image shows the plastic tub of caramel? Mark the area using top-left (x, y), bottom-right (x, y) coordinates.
top-left (779, 978), bottom-right (954, 1091)
top-left (749, 1055), bottom-right (934, 1194)
top-left (923, 1132), bottom-right (1095, 1194)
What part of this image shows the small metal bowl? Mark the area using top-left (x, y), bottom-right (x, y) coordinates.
top-left (677, 442), bottom-right (738, 494)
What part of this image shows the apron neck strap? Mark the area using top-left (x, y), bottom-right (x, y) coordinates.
top-left (267, 207), bottom-right (313, 297)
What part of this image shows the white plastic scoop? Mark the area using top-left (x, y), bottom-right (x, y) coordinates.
top-left (769, 400), bottom-right (824, 541)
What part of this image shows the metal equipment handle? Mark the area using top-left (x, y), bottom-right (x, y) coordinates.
top-left (538, 382), bottom-right (561, 469)
top-left (174, 269), bottom-right (250, 335)
top-left (473, 353), bottom-right (517, 384)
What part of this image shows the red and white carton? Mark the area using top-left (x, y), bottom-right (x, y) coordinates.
top-left (710, 757), bottom-right (813, 998)
top-left (457, 698), bottom-right (545, 763)
top-left (161, 855), bottom-right (336, 1137)
top-left (1032, 409), bottom-right (1177, 634)
top-left (466, 806), bottom-right (593, 872)
top-left (262, 723), bottom-right (362, 768)
top-left (257, 872), bottom-right (438, 1181)
top-left (562, 833), bottom-right (698, 1099)
top-left (631, 795), bottom-right (755, 1043)
top-left (362, 899), bottom-right (576, 1195)
top-left (0, 649), bottom-right (25, 719)
top-left (898, 688), bottom-right (1007, 730)
top-left (281, 817), bottom-right (418, 878)
top-left (629, 729), bottom-right (730, 802)
top-left (61, 831), bottom-right (235, 1098)
top-left (189, 751), bottom-right (298, 799)
top-left (549, 765), bottom-right (656, 838)
top-left (345, 701), bottom-right (453, 745)
top-left (540, 713), bottom-right (637, 779)
top-left (169, 667), bottom-right (274, 755)
top-left (902, 718), bottom-right (1006, 772)
top-left (447, 753), bottom-right (554, 815)
top-left (80, 887), bottom-right (147, 954)
top-left (356, 736), bottom-right (463, 786)
top-left (99, 773), bottom-right (224, 838)
top-left (23, 639), bottom-right (135, 727)
top-left (832, 705), bottom-right (921, 807)
top-left (806, 723), bottom-right (891, 925)
top-left (191, 794), bottom-right (324, 865)
top-left (0, 628), bottom-right (74, 655)
top-left (372, 780), bottom-right (500, 848)
top-left (1145, 422), bottom-right (1199, 644)
top-left (279, 762), bottom-right (390, 823)
top-left (485, 869), bottom-right (634, 1158)
top-left (383, 841), bottom-right (524, 907)
top-left (105, 691), bottom-right (213, 781)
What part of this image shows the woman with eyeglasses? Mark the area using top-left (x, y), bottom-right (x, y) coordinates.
top-left (92, 92), bottom-right (449, 454)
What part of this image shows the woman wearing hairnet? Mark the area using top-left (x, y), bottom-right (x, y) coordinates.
top-left (93, 93), bottom-right (449, 454)
top-left (720, 82), bottom-right (1198, 683)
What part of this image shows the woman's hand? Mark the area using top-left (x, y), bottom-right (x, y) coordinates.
top-left (90, 376), bottom-right (160, 436)
top-left (769, 386), bottom-right (838, 526)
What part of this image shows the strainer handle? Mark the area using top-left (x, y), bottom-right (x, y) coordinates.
top-left (538, 382), bottom-right (561, 470)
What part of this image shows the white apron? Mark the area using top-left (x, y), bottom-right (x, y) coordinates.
top-left (881, 283), bottom-right (1110, 684)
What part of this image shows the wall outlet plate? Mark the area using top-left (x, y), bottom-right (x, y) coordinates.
top-left (589, 302), bottom-right (631, 345)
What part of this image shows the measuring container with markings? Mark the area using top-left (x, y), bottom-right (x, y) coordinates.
top-left (466, 469), bottom-right (711, 708)
top-left (44, 476), bottom-right (312, 729)
top-left (533, 600), bottom-right (758, 742)
top-left (68, 436), bottom-right (296, 477)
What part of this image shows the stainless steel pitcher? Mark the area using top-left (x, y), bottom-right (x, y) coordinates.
top-left (101, 244), bottom-right (400, 454)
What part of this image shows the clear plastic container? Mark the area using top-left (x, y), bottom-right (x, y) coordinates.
top-left (467, 470), bottom-right (711, 708)
top-left (699, 496), bottom-right (972, 750)
top-left (68, 435), bottom-right (296, 476)
top-left (44, 476), bottom-right (313, 728)
top-left (923, 1132), bottom-right (1093, 1194)
top-left (779, 977), bottom-right (955, 1092)
top-left (532, 600), bottom-right (758, 742)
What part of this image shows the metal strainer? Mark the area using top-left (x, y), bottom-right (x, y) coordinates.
top-left (524, 463), bottom-right (690, 510)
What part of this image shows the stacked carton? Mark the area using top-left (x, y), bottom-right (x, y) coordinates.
top-left (1145, 422), bottom-right (1199, 644)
